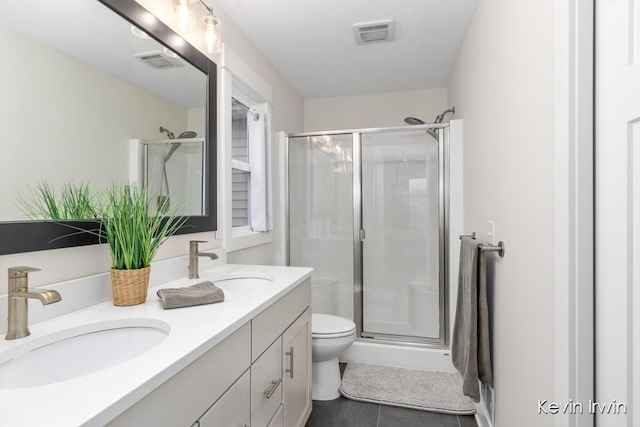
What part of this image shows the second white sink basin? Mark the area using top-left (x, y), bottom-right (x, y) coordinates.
top-left (207, 272), bottom-right (275, 290)
top-left (210, 272), bottom-right (275, 283)
top-left (0, 318), bottom-right (169, 389)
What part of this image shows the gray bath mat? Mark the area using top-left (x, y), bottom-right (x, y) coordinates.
top-left (339, 362), bottom-right (476, 415)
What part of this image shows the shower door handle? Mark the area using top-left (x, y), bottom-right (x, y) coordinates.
top-left (360, 229), bottom-right (366, 241)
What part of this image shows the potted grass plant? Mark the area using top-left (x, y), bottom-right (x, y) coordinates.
top-left (99, 184), bottom-right (187, 306)
top-left (16, 181), bottom-right (187, 306)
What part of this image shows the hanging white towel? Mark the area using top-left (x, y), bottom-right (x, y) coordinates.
top-left (248, 106), bottom-right (272, 232)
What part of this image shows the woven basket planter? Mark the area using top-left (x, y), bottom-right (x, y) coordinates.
top-left (110, 266), bottom-right (151, 306)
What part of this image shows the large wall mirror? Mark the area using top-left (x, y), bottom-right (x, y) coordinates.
top-left (0, 0), bottom-right (217, 255)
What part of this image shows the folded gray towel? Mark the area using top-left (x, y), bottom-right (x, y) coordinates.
top-left (156, 281), bottom-right (224, 309)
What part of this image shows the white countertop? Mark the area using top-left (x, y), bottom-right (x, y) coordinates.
top-left (0, 264), bottom-right (312, 427)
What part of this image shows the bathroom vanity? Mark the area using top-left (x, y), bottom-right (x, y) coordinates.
top-left (0, 264), bottom-right (312, 427)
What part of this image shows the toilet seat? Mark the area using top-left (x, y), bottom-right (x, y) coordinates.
top-left (312, 313), bottom-right (356, 339)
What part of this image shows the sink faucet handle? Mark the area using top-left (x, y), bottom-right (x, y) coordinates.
top-left (189, 240), bottom-right (208, 253)
top-left (8, 266), bottom-right (41, 277)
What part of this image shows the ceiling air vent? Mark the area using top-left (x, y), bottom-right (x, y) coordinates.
top-left (135, 51), bottom-right (183, 70)
top-left (353, 19), bottom-right (395, 45)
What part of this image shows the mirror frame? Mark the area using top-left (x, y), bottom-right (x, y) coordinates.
top-left (0, 0), bottom-right (217, 255)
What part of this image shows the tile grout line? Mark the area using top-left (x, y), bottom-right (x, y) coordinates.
top-left (376, 404), bottom-right (381, 427)
top-left (457, 414), bottom-right (462, 427)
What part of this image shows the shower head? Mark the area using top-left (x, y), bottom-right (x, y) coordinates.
top-left (404, 117), bottom-right (426, 125)
top-left (404, 117), bottom-right (441, 141)
top-left (179, 131), bottom-right (197, 138)
top-left (405, 107), bottom-right (456, 126)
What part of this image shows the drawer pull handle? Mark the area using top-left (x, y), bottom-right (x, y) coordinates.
top-left (285, 346), bottom-right (294, 379)
top-left (264, 378), bottom-right (282, 399)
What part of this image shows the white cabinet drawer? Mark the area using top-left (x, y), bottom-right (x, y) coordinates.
top-left (108, 322), bottom-right (251, 427)
top-left (252, 278), bottom-right (310, 362)
top-left (197, 369), bottom-right (251, 427)
top-left (251, 336), bottom-right (283, 427)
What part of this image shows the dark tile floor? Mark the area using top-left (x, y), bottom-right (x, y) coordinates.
top-left (306, 364), bottom-right (477, 427)
top-left (306, 397), bottom-right (478, 427)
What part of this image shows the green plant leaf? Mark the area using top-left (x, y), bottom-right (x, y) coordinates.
top-left (19, 181), bottom-right (188, 270)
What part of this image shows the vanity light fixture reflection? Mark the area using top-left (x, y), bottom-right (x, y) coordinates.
top-left (171, 0), bottom-right (222, 54)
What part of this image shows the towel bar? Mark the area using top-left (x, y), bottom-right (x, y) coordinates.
top-left (459, 232), bottom-right (505, 257)
top-left (479, 241), bottom-right (505, 257)
top-left (459, 232), bottom-right (476, 240)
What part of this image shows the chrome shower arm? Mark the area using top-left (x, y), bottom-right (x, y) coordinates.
top-left (435, 107), bottom-right (456, 124)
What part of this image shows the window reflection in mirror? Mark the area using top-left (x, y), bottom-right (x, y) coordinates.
top-left (0, 0), bottom-right (206, 221)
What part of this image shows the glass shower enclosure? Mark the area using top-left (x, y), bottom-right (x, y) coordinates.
top-left (288, 126), bottom-right (447, 345)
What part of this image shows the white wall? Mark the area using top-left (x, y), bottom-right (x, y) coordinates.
top-left (447, 0), bottom-right (555, 426)
top-left (0, 1), bottom-right (303, 293)
top-left (304, 88), bottom-right (448, 132)
top-left (188, 108), bottom-right (206, 137)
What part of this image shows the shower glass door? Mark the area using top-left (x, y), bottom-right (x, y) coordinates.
top-left (361, 130), bottom-right (442, 341)
top-left (288, 134), bottom-right (355, 320)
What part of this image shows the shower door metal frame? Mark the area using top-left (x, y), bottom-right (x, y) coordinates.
top-left (352, 133), bottom-right (364, 338)
top-left (287, 124), bottom-right (450, 348)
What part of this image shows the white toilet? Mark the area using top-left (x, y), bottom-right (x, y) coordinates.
top-left (311, 313), bottom-right (356, 401)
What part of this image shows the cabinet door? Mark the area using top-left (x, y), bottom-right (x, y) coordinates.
top-left (282, 308), bottom-right (312, 427)
top-left (267, 404), bottom-right (284, 427)
top-left (198, 369), bottom-right (251, 427)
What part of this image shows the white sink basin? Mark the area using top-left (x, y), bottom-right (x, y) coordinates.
top-left (210, 272), bottom-right (275, 283)
top-left (208, 272), bottom-right (275, 289)
top-left (0, 318), bottom-right (169, 389)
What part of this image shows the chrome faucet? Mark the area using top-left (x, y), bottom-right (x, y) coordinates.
top-left (188, 240), bottom-right (218, 279)
top-left (6, 267), bottom-right (61, 340)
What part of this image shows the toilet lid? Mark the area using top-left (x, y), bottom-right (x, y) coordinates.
top-left (312, 313), bottom-right (356, 336)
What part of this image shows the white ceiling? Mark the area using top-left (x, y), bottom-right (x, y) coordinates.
top-left (214, 0), bottom-right (478, 98)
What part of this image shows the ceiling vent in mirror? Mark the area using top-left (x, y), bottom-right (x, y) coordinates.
top-left (353, 19), bottom-right (395, 45)
top-left (135, 51), bottom-right (183, 69)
